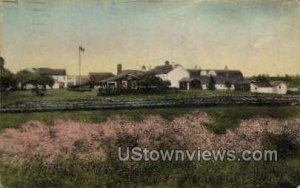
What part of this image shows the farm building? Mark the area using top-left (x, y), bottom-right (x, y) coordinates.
top-left (89, 72), bottom-right (115, 88)
top-left (99, 64), bottom-right (146, 89)
top-left (234, 80), bottom-right (251, 91)
top-left (147, 61), bottom-right (190, 88)
top-left (99, 70), bottom-right (144, 89)
top-left (250, 81), bottom-right (287, 94)
top-left (179, 76), bottom-right (210, 90)
top-left (180, 68), bottom-right (244, 90)
top-left (33, 68), bottom-right (77, 89)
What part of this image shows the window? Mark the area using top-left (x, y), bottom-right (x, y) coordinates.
top-left (122, 81), bottom-right (127, 88)
top-left (132, 81), bottom-right (137, 89)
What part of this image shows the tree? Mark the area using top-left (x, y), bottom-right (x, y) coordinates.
top-left (0, 56), bottom-right (4, 68)
top-left (225, 81), bottom-right (232, 90)
top-left (15, 69), bottom-right (35, 89)
top-left (29, 72), bottom-right (54, 96)
top-left (0, 57), bottom-right (16, 92)
top-left (15, 69), bottom-right (54, 96)
top-left (256, 75), bottom-right (268, 83)
top-left (138, 74), bottom-right (170, 93)
top-left (207, 76), bottom-right (216, 90)
top-left (40, 75), bottom-right (54, 89)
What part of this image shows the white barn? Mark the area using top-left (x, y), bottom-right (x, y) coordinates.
top-left (250, 81), bottom-right (287, 94)
top-left (180, 69), bottom-right (244, 90)
top-left (148, 61), bottom-right (190, 88)
top-left (33, 68), bottom-right (77, 89)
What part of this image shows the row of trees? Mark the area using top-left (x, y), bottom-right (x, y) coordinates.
top-left (0, 57), bottom-right (54, 95)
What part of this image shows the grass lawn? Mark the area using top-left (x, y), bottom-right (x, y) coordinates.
top-left (1, 89), bottom-right (300, 133)
top-left (1, 106), bottom-right (300, 133)
top-left (0, 89), bottom-right (99, 106)
top-left (0, 89), bottom-right (258, 107)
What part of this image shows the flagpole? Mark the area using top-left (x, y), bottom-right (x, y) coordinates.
top-left (79, 47), bottom-right (82, 88)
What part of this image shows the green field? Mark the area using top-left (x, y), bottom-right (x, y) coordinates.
top-left (0, 89), bottom-right (98, 106)
top-left (1, 89), bottom-right (258, 107)
top-left (1, 90), bottom-right (300, 188)
top-left (1, 89), bottom-right (300, 133)
top-left (1, 106), bottom-right (300, 133)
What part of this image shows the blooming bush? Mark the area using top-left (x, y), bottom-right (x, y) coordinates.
top-left (1, 112), bottom-right (299, 163)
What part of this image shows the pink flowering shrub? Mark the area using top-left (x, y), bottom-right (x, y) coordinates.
top-left (0, 112), bottom-right (299, 163)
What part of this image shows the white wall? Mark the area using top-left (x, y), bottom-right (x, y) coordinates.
top-left (250, 83), bottom-right (287, 94)
top-left (21, 75), bottom-right (78, 90)
top-left (167, 66), bottom-right (190, 88)
top-left (274, 83), bottom-right (287, 94)
top-left (156, 66), bottom-right (189, 88)
top-left (48, 75), bottom-right (66, 89)
top-left (50, 75), bottom-right (78, 89)
top-left (156, 74), bottom-right (168, 81)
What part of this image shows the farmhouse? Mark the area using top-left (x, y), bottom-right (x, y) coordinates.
top-left (234, 80), bottom-right (251, 91)
top-left (179, 76), bottom-right (210, 90)
top-left (99, 65), bottom-right (145, 90)
top-left (180, 68), bottom-right (244, 90)
top-left (89, 72), bottom-right (115, 88)
top-left (250, 81), bottom-right (287, 94)
top-left (33, 68), bottom-right (77, 89)
top-left (147, 61), bottom-right (190, 88)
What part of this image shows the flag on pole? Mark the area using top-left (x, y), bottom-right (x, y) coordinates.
top-left (79, 46), bottom-right (85, 52)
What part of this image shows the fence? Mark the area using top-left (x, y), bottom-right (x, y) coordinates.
top-left (1, 95), bottom-right (300, 113)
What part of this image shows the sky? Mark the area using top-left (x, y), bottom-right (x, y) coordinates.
top-left (1, 0), bottom-right (300, 76)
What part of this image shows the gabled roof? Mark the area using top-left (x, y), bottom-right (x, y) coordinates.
top-left (270, 81), bottom-right (285, 87)
top-left (180, 77), bottom-right (196, 82)
top-left (215, 70), bottom-right (244, 80)
top-left (198, 76), bottom-right (210, 84)
top-left (252, 81), bottom-right (285, 87)
top-left (89, 72), bottom-right (115, 83)
top-left (188, 69), bottom-right (201, 78)
top-left (188, 69), bottom-right (244, 81)
top-left (251, 82), bottom-right (272, 87)
top-left (147, 65), bottom-right (174, 75)
top-left (180, 76), bottom-right (210, 84)
top-left (235, 80), bottom-right (251, 84)
top-left (34, 68), bottom-right (66, 76)
top-left (100, 70), bottom-right (144, 83)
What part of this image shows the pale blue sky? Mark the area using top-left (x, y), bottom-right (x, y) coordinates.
top-left (2, 0), bottom-right (300, 76)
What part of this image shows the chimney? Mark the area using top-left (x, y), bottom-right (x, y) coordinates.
top-left (117, 64), bottom-right (122, 75)
top-left (141, 65), bottom-right (146, 71)
top-left (165, 61), bottom-right (170, 66)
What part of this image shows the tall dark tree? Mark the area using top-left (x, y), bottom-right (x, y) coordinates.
top-left (138, 74), bottom-right (170, 92)
top-left (15, 69), bottom-right (54, 95)
top-left (225, 81), bottom-right (232, 90)
top-left (207, 76), bottom-right (216, 90)
top-left (0, 56), bottom-right (4, 68)
top-left (15, 69), bottom-right (35, 89)
top-left (256, 75), bottom-right (269, 83)
top-left (0, 57), bottom-right (16, 92)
